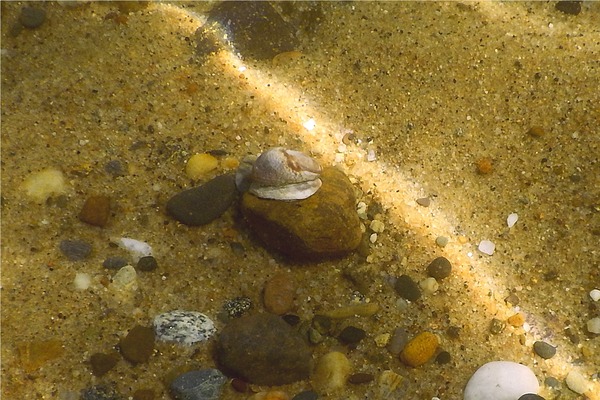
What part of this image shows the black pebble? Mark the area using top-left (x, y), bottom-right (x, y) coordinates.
top-left (394, 274), bottom-right (421, 301)
top-left (518, 394), bottom-right (546, 400)
top-left (59, 239), bottom-right (92, 261)
top-left (555, 1), bottom-right (582, 15)
top-left (426, 256), bottom-right (452, 280)
top-left (136, 255), bottom-right (158, 272)
top-left (533, 340), bottom-right (557, 359)
top-left (348, 372), bottom-right (374, 384)
top-left (338, 326), bottom-right (366, 345)
top-left (103, 256), bottom-right (128, 270)
top-left (166, 174), bottom-right (236, 226)
top-left (282, 314), bottom-right (301, 326)
top-left (19, 7), bottom-right (46, 29)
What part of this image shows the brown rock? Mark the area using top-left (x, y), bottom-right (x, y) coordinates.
top-left (263, 272), bottom-right (295, 315)
top-left (240, 167), bottom-right (361, 261)
top-left (216, 313), bottom-right (311, 385)
top-left (79, 195), bottom-right (111, 227)
top-left (90, 352), bottom-right (119, 377)
top-left (119, 325), bottom-right (155, 364)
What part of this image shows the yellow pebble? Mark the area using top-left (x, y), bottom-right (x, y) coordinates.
top-left (221, 156), bottom-right (240, 170)
top-left (312, 351), bottom-right (352, 395)
top-left (507, 312), bottom-right (526, 327)
top-left (400, 332), bottom-right (439, 367)
top-left (22, 167), bottom-right (68, 203)
top-left (185, 153), bottom-right (218, 180)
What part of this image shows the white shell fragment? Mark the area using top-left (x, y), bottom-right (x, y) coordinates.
top-left (153, 310), bottom-right (216, 345)
top-left (478, 240), bottom-right (495, 255)
top-left (507, 213), bottom-right (519, 228)
top-left (589, 289), bottom-right (600, 302)
top-left (235, 147), bottom-right (322, 200)
top-left (118, 237), bottom-right (153, 262)
top-left (464, 361), bottom-right (539, 400)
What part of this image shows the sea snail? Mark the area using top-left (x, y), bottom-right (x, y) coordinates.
top-left (235, 147), bottom-right (322, 200)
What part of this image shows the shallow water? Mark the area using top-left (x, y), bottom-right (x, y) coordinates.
top-left (2, 2), bottom-right (599, 399)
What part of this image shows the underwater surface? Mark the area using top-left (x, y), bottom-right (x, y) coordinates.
top-left (1, 2), bottom-right (599, 399)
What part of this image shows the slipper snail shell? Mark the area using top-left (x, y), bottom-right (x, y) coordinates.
top-left (235, 147), bottom-right (322, 200)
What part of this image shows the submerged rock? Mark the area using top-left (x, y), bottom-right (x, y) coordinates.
top-left (240, 167), bottom-right (361, 261)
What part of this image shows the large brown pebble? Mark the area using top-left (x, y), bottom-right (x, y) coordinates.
top-left (399, 332), bottom-right (439, 367)
top-left (216, 313), bottom-right (311, 385)
top-left (263, 273), bottom-right (295, 315)
top-left (79, 195), bottom-right (111, 227)
top-left (240, 167), bottom-right (362, 261)
top-left (119, 325), bottom-right (155, 364)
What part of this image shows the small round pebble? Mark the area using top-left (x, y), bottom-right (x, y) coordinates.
top-left (79, 195), bottom-right (111, 227)
top-left (154, 310), bottom-right (216, 345)
top-left (394, 274), bottom-right (421, 301)
top-left (426, 257), bottom-right (452, 279)
top-left (136, 255), bottom-right (158, 272)
top-left (400, 331), bottom-right (438, 367)
top-left (419, 277), bottom-right (439, 294)
top-left (435, 236), bottom-right (449, 247)
top-left (185, 153), bottom-right (219, 180)
top-left (103, 256), bottom-right (128, 270)
top-left (463, 361), bottom-right (540, 400)
top-left (74, 273), bottom-right (91, 290)
top-left (119, 325), bottom-right (155, 364)
top-left (170, 369), bottom-right (227, 400)
top-left (19, 7), bottom-right (46, 29)
top-left (435, 350), bottom-right (451, 364)
top-left (478, 240), bottom-right (495, 255)
top-left (527, 126), bottom-right (546, 137)
top-left (59, 239), bottom-right (92, 261)
top-left (338, 326), bottom-right (366, 345)
top-left (544, 376), bottom-right (561, 389)
top-left (166, 174), bottom-right (236, 226)
top-left (533, 341), bottom-right (556, 359)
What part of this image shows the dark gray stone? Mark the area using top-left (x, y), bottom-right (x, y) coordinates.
top-left (103, 256), bottom-right (128, 270)
top-left (426, 257), bottom-right (452, 280)
top-left (394, 274), bottom-right (421, 301)
top-left (59, 239), bottom-right (92, 261)
top-left (136, 255), bottom-right (158, 272)
top-left (533, 340), bottom-right (557, 359)
top-left (170, 369), bottom-right (227, 400)
top-left (19, 7), bottom-right (46, 29)
top-left (166, 174), bottom-right (236, 226)
top-left (216, 313), bottom-right (311, 385)
top-left (338, 326), bottom-right (366, 345)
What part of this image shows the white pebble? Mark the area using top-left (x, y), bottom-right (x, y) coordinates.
top-left (587, 317), bottom-right (600, 334)
top-left (419, 277), bottom-right (439, 294)
top-left (73, 273), bottom-right (91, 290)
top-left (463, 361), bottom-right (539, 400)
top-left (565, 370), bottom-right (590, 394)
top-left (369, 233), bottom-right (378, 243)
top-left (118, 237), bottom-right (152, 262)
top-left (478, 240), bottom-right (495, 255)
top-left (366, 148), bottom-right (377, 162)
top-left (589, 289), bottom-right (600, 302)
top-left (507, 213), bottom-right (518, 228)
top-left (22, 168), bottom-right (68, 203)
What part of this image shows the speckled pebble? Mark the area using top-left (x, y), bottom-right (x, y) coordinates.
top-left (463, 361), bottom-right (539, 400)
top-left (394, 275), bottom-right (421, 301)
top-left (79, 195), bottom-right (111, 227)
top-left (166, 174), bottom-right (236, 226)
top-left (426, 256), bottom-right (452, 279)
top-left (153, 310), bottom-right (216, 345)
top-left (338, 326), bottom-right (366, 345)
top-left (81, 384), bottom-right (122, 400)
top-left (136, 255), bottom-right (158, 272)
top-left (533, 341), bottom-right (556, 359)
top-left (103, 256), bottom-right (128, 270)
top-left (170, 369), bottom-right (227, 400)
top-left (400, 331), bottom-right (438, 367)
top-left (490, 318), bottom-right (506, 334)
top-left (312, 351), bottom-right (352, 395)
top-left (119, 325), bottom-right (155, 364)
top-left (59, 239), bottom-right (92, 261)
top-left (222, 297), bottom-right (252, 319)
top-left (263, 273), bottom-right (295, 315)
top-left (19, 7), bottom-right (46, 29)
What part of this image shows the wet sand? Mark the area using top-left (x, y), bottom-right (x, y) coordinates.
top-left (2, 2), bottom-right (599, 399)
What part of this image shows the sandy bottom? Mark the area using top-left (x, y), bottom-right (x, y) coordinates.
top-left (2, 2), bottom-right (599, 399)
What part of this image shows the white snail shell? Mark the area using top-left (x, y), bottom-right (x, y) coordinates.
top-left (235, 147), bottom-right (322, 200)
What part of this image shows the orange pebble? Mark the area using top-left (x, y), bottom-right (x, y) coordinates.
top-left (400, 332), bottom-right (439, 367)
top-left (507, 312), bottom-right (526, 327)
top-left (476, 157), bottom-right (494, 175)
top-left (527, 126), bottom-right (545, 137)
